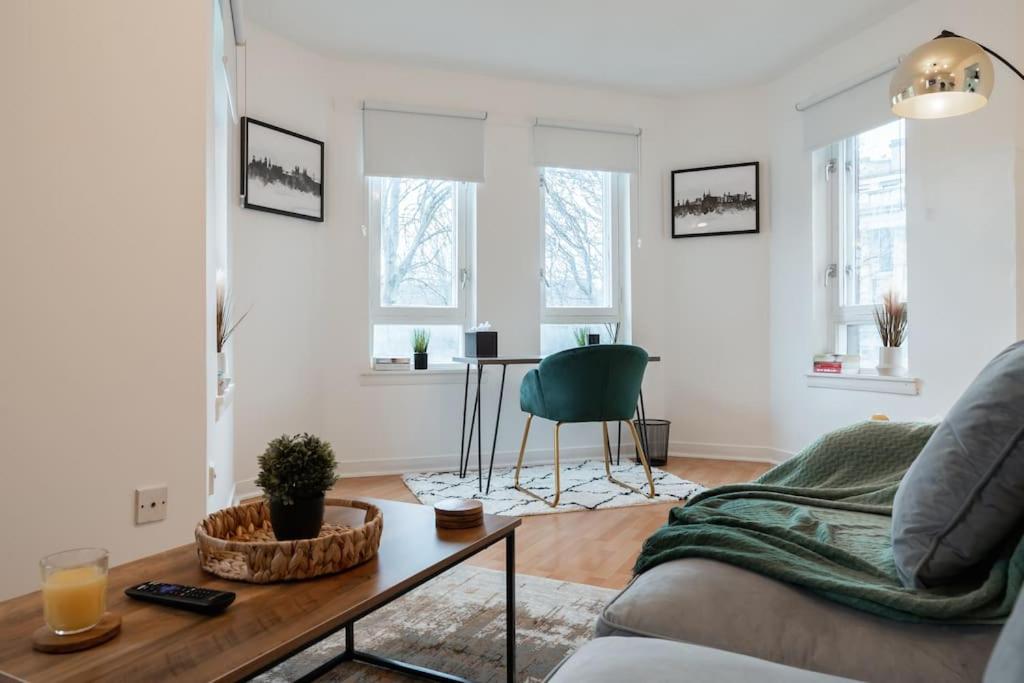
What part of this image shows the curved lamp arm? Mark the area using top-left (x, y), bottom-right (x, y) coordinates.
top-left (939, 30), bottom-right (1024, 82)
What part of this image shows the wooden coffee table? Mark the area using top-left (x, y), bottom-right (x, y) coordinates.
top-left (0, 497), bottom-right (521, 682)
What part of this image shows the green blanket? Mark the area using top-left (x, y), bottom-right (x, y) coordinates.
top-left (635, 420), bottom-right (1024, 623)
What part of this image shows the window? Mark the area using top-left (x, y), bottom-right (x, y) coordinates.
top-left (823, 119), bottom-right (907, 368)
top-left (368, 176), bottom-right (474, 364)
top-left (539, 167), bottom-right (626, 355)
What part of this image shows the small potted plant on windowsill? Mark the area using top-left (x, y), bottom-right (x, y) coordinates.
top-left (256, 433), bottom-right (338, 540)
top-left (216, 271), bottom-right (248, 396)
top-left (412, 328), bottom-right (430, 370)
top-left (874, 290), bottom-right (908, 376)
top-left (573, 327), bottom-right (589, 347)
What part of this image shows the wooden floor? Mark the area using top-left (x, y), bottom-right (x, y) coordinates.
top-left (332, 457), bottom-right (771, 590)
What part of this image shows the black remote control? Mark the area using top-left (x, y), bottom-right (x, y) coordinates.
top-left (125, 582), bottom-right (235, 614)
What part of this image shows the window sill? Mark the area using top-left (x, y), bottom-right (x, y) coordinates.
top-left (805, 372), bottom-right (919, 396)
top-left (359, 365), bottom-right (476, 386)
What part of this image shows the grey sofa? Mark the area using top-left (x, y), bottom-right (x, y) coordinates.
top-left (547, 557), bottom-right (1020, 682)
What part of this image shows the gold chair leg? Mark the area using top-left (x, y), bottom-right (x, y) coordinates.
top-left (514, 418), bottom-right (561, 508)
top-left (513, 414), bottom-right (533, 487)
top-left (627, 420), bottom-right (657, 498)
top-left (600, 419), bottom-right (657, 498)
top-left (601, 421), bottom-right (614, 479)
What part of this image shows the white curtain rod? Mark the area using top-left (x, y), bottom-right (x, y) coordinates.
top-left (362, 101), bottom-right (488, 121)
top-left (534, 118), bottom-right (641, 137)
top-left (794, 59), bottom-right (900, 112)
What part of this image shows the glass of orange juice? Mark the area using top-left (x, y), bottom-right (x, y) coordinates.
top-left (40, 548), bottom-right (109, 635)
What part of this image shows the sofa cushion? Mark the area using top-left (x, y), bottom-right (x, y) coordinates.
top-left (597, 558), bottom-right (999, 683)
top-left (984, 589), bottom-right (1024, 683)
top-left (892, 341), bottom-right (1024, 588)
top-left (545, 636), bottom-right (855, 683)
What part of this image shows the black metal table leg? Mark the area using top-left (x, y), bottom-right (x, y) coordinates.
top-left (462, 368), bottom-right (481, 479)
top-left (476, 364), bottom-right (483, 492)
top-left (485, 364), bottom-right (507, 494)
top-left (459, 364), bottom-right (470, 478)
top-left (636, 387), bottom-right (650, 464)
top-left (506, 530), bottom-right (516, 683)
top-left (616, 421), bottom-right (622, 466)
top-left (261, 528), bottom-right (518, 683)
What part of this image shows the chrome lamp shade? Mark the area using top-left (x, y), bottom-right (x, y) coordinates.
top-left (890, 35), bottom-right (994, 119)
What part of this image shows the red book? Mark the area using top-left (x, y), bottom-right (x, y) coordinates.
top-left (813, 361), bottom-right (842, 374)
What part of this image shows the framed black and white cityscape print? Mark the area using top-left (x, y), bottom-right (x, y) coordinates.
top-left (242, 117), bottom-right (324, 222)
top-left (671, 161), bottom-right (758, 238)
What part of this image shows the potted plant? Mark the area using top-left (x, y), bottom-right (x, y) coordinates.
top-left (255, 433), bottom-right (338, 540)
top-left (874, 290), bottom-right (908, 376)
top-left (216, 273), bottom-right (248, 395)
top-left (412, 328), bottom-right (430, 370)
top-left (573, 327), bottom-right (589, 347)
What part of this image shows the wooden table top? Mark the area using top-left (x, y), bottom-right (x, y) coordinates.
top-left (0, 497), bottom-right (520, 683)
top-left (453, 354), bottom-right (661, 365)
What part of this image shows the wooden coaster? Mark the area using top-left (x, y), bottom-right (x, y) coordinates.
top-left (32, 612), bottom-right (121, 653)
top-left (434, 499), bottom-right (483, 516)
top-left (435, 509), bottom-right (483, 520)
top-left (436, 519), bottom-right (484, 530)
top-left (434, 499), bottom-right (484, 529)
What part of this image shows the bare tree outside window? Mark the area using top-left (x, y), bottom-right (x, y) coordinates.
top-left (379, 177), bottom-right (456, 307)
top-left (542, 168), bottom-right (610, 308)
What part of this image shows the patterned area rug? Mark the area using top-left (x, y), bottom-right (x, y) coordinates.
top-left (402, 459), bottom-right (705, 516)
top-left (256, 565), bottom-right (617, 683)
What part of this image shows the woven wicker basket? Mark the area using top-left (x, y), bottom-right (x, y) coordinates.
top-left (195, 498), bottom-right (383, 583)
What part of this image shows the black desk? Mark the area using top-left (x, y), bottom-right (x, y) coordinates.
top-left (452, 355), bottom-right (661, 494)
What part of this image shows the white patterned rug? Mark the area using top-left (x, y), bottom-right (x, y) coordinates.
top-left (402, 459), bottom-right (705, 516)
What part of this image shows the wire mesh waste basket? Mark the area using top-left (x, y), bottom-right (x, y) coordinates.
top-left (632, 419), bottom-right (670, 466)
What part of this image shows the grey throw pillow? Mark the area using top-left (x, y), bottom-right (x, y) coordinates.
top-left (892, 341), bottom-right (1024, 588)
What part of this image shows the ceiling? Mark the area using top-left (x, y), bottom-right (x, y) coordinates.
top-left (243, 0), bottom-right (913, 96)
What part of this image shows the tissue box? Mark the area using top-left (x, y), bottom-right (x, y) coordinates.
top-left (465, 331), bottom-right (498, 358)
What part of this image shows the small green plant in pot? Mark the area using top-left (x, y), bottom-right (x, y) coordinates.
top-left (572, 327), bottom-right (589, 347)
top-left (256, 433), bottom-right (338, 540)
top-left (412, 328), bottom-right (430, 370)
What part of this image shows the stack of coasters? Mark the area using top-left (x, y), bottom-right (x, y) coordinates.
top-left (433, 498), bottom-right (484, 529)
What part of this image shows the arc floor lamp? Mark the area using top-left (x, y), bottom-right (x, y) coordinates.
top-left (891, 30), bottom-right (1024, 119)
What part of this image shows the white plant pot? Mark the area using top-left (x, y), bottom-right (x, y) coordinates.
top-left (877, 347), bottom-right (906, 376)
top-left (219, 352), bottom-right (229, 395)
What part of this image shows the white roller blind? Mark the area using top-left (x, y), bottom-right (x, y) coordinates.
top-left (802, 73), bottom-right (895, 151)
top-left (532, 119), bottom-right (640, 173)
top-left (362, 103), bottom-right (486, 182)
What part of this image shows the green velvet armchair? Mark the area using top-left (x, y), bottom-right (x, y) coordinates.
top-left (514, 344), bottom-right (656, 507)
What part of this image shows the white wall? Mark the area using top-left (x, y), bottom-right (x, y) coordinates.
top-left (0, 0), bottom-right (211, 598)
top-left (662, 91), bottom-right (775, 460)
top-left (232, 25), bottom-right (677, 490)
top-left (768, 0), bottom-right (1024, 452)
top-left (235, 0), bottom-right (1023, 491)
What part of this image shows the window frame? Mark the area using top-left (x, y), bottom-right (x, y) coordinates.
top-left (823, 121), bottom-right (907, 360)
top-left (538, 167), bottom-right (626, 326)
top-left (367, 176), bottom-right (475, 359)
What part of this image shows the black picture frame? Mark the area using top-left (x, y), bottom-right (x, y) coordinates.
top-left (241, 117), bottom-right (325, 222)
top-left (671, 161), bottom-right (759, 239)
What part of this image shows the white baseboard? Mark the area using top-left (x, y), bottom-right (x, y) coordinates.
top-left (230, 444), bottom-right (616, 498)
top-left (669, 441), bottom-right (791, 465)
top-left (232, 477), bottom-right (261, 505)
top-left (335, 443), bottom-right (612, 479)
top-left (230, 442), bottom-right (791, 498)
